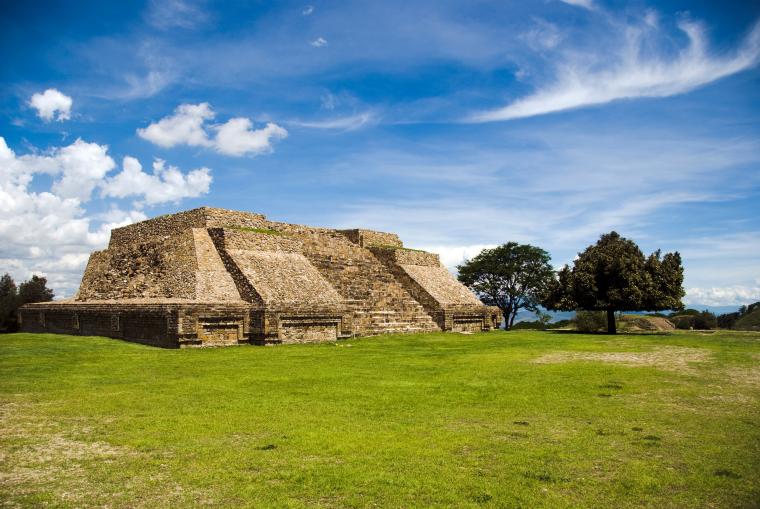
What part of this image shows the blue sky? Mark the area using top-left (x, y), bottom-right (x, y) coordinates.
top-left (1, 0), bottom-right (759, 307)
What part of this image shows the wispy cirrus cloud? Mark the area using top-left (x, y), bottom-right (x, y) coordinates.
top-left (520, 19), bottom-right (563, 51)
top-left (145, 0), bottom-right (210, 30)
top-left (289, 112), bottom-right (377, 130)
top-left (471, 17), bottom-right (760, 122)
top-left (313, 119), bottom-right (760, 301)
top-left (558, 0), bottom-right (594, 10)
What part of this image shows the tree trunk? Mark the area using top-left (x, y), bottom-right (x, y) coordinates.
top-left (607, 308), bottom-right (616, 334)
top-left (509, 310), bottom-right (517, 330)
top-left (500, 306), bottom-right (511, 330)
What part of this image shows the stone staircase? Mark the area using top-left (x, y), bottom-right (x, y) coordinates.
top-left (293, 231), bottom-right (440, 336)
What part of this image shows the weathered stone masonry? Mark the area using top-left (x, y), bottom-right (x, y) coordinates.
top-left (19, 207), bottom-right (500, 347)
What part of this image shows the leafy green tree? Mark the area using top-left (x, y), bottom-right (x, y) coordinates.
top-left (457, 242), bottom-right (554, 330)
top-left (671, 311), bottom-right (717, 330)
top-left (536, 311), bottom-right (552, 329)
top-left (0, 274), bottom-right (19, 332)
top-left (717, 311), bottom-right (741, 329)
top-left (544, 232), bottom-right (684, 334)
top-left (18, 275), bottom-right (54, 305)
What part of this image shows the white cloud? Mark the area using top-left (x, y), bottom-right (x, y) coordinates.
top-left (145, 0), bottom-right (209, 30)
top-left (137, 102), bottom-right (214, 148)
top-left (122, 70), bottom-right (174, 99)
top-left (137, 103), bottom-right (288, 156)
top-left (290, 112), bottom-right (376, 130)
top-left (29, 89), bottom-right (73, 122)
top-left (311, 37), bottom-right (328, 47)
top-left (0, 136), bottom-right (211, 297)
top-left (302, 5), bottom-right (314, 16)
top-left (419, 244), bottom-right (497, 272)
top-left (315, 119), bottom-right (760, 306)
top-left (4, 138), bottom-right (116, 202)
top-left (214, 119), bottom-right (288, 156)
top-left (102, 157), bottom-right (212, 205)
top-left (520, 19), bottom-right (563, 51)
top-left (471, 18), bottom-right (760, 122)
top-left (321, 93), bottom-right (339, 110)
top-left (558, 0), bottom-right (594, 9)
top-left (685, 286), bottom-right (760, 307)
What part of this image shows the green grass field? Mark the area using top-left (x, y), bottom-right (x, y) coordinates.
top-left (1, 330), bottom-right (759, 508)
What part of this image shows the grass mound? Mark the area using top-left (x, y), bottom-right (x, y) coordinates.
top-left (1, 330), bottom-right (759, 508)
top-left (619, 314), bottom-right (675, 331)
top-left (734, 307), bottom-right (760, 331)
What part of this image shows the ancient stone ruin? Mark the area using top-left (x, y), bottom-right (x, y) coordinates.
top-left (19, 207), bottom-right (500, 347)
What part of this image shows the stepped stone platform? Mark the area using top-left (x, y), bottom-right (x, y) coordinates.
top-left (19, 207), bottom-right (500, 347)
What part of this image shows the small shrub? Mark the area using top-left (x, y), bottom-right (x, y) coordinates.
top-left (575, 310), bottom-right (607, 332)
top-left (672, 315), bottom-right (694, 330)
top-left (672, 311), bottom-right (717, 330)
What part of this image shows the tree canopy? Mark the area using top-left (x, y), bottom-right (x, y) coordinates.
top-left (457, 242), bottom-right (554, 329)
top-left (18, 275), bottom-right (54, 305)
top-left (543, 232), bottom-right (684, 334)
top-left (0, 274), bottom-right (54, 332)
top-left (0, 274), bottom-right (18, 332)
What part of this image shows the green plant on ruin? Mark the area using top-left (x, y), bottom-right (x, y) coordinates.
top-left (226, 226), bottom-right (286, 236)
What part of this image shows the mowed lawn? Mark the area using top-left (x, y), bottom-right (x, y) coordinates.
top-left (1, 331), bottom-right (759, 508)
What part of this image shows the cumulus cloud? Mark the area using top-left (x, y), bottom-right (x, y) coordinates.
top-left (0, 136), bottom-right (211, 297)
top-left (137, 102), bottom-right (214, 148)
top-left (311, 37), bottom-right (328, 47)
top-left (3, 138), bottom-right (115, 202)
top-left (137, 103), bottom-right (288, 156)
top-left (29, 89), bottom-right (73, 122)
top-left (102, 157), bottom-right (211, 205)
top-left (214, 119), bottom-right (288, 156)
top-left (471, 18), bottom-right (760, 122)
top-left (685, 285), bottom-right (760, 307)
top-left (302, 5), bottom-right (314, 16)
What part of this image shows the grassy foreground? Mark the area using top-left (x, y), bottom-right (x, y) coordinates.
top-left (1, 331), bottom-right (759, 508)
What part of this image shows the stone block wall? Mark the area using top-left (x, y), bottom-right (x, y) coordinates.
top-left (77, 228), bottom-right (198, 301)
top-left (369, 246), bottom-right (496, 331)
top-left (192, 228), bottom-right (242, 301)
top-left (338, 229), bottom-right (403, 248)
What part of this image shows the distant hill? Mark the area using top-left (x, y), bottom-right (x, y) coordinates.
top-left (686, 304), bottom-right (745, 316)
top-left (734, 307), bottom-right (760, 331)
top-left (515, 308), bottom-right (574, 323)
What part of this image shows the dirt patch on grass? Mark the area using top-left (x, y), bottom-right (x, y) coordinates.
top-left (0, 400), bottom-right (211, 508)
top-left (532, 346), bottom-right (712, 373)
top-left (723, 365), bottom-right (760, 388)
